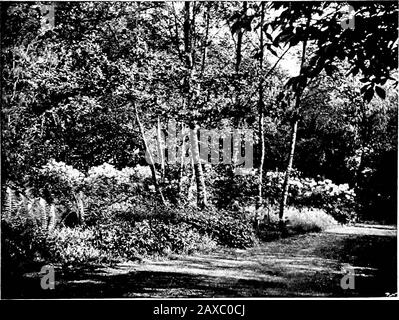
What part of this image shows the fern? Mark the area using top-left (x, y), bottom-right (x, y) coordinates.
top-left (2, 187), bottom-right (15, 219)
top-left (27, 198), bottom-right (40, 228)
top-left (73, 191), bottom-right (85, 224)
top-left (2, 187), bottom-right (59, 233)
top-left (39, 198), bottom-right (48, 230)
top-left (48, 205), bottom-right (57, 231)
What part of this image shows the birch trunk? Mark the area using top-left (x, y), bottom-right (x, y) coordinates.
top-left (256, 2), bottom-right (266, 211)
top-left (190, 123), bottom-right (207, 208)
top-left (278, 14), bottom-right (311, 223)
top-left (178, 122), bottom-right (186, 196)
top-left (279, 119), bottom-right (298, 220)
top-left (134, 104), bottom-right (167, 206)
top-left (183, 2), bottom-right (207, 208)
top-left (157, 116), bottom-right (165, 183)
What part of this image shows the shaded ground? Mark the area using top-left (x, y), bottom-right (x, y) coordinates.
top-left (3, 225), bottom-right (397, 298)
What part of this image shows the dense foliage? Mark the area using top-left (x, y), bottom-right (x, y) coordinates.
top-left (1, 2), bottom-right (397, 273)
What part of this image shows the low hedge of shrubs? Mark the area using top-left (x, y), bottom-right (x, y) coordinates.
top-left (174, 206), bottom-right (257, 248)
top-left (2, 213), bottom-right (220, 268)
top-left (43, 219), bottom-right (218, 266)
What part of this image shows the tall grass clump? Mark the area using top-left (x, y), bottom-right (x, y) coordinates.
top-left (270, 207), bottom-right (339, 232)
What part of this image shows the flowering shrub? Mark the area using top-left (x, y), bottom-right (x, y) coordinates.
top-left (82, 163), bottom-right (158, 224)
top-left (84, 163), bottom-right (145, 195)
top-left (281, 172), bottom-right (357, 223)
top-left (132, 165), bottom-right (152, 180)
top-left (29, 159), bottom-right (86, 225)
top-left (208, 167), bottom-right (357, 223)
top-left (36, 159), bottom-right (85, 202)
top-left (36, 160), bottom-right (153, 201)
top-left (85, 163), bottom-right (151, 185)
top-left (31, 160), bottom-right (159, 225)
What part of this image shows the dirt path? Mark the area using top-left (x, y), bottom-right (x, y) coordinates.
top-left (6, 225), bottom-right (397, 298)
top-left (325, 224), bottom-right (397, 237)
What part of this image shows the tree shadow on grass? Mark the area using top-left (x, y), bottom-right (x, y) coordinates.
top-left (3, 269), bottom-right (290, 298)
top-left (314, 234), bottom-right (397, 297)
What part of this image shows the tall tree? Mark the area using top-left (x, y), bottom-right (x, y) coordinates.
top-left (278, 12), bottom-right (311, 223)
top-left (256, 2), bottom-right (266, 210)
top-left (183, 2), bottom-right (207, 208)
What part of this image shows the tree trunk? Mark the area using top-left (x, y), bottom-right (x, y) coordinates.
top-left (235, 2), bottom-right (247, 74)
top-left (279, 119), bottom-right (298, 220)
top-left (278, 14), bottom-right (311, 223)
top-left (190, 123), bottom-right (208, 208)
top-left (183, 2), bottom-right (207, 208)
top-left (187, 154), bottom-right (196, 202)
top-left (355, 102), bottom-right (369, 189)
top-left (134, 104), bottom-right (167, 206)
top-left (178, 122), bottom-right (186, 196)
top-left (232, 2), bottom-right (247, 171)
top-left (172, 3), bottom-right (183, 62)
top-left (256, 2), bottom-right (266, 211)
top-left (200, 4), bottom-right (210, 77)
top-left (184, 2), bottom-right (193, 72)
top-left (257, 109), bottom-right (265, 209)
top-left (157, 116), bottom-right (165, 183)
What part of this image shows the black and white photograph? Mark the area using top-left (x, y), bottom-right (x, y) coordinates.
top-left (0, 0), bottom-right (398, 303)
